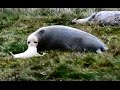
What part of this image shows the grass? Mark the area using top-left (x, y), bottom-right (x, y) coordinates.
top-left (0, 8), bottom-right (120, 81)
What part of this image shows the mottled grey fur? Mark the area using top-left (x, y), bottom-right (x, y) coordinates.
top-left (72, 11), bottom-right (120, 26)
top-left (32, 25), bottom-right (108, 53)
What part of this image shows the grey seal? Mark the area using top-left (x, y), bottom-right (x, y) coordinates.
top-left (72, 11), bottom-right (120, 26)
top-left (27, 25), bottom-right (108, 54)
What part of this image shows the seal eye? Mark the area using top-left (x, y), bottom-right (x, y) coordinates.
top-left (28, 41), bottom-right (30, 44)
top-left (34, 41), bottom-right (37, 43)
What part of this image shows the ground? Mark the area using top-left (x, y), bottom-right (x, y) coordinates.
top-left (0, 8), bottom-right (120, 81)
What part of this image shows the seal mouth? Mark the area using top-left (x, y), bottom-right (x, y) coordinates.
top-left (100, 45), bottom-right (108, 52)
top-left (10, 46), bottom-right (41, 59)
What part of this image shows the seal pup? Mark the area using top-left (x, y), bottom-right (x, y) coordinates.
top-left (10, 32), bottom-right (46, 59)
top-left (10, 46), bottom-right (46, 59)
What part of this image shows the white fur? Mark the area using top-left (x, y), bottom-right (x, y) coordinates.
top-left (11, 46), bottom-right (40, 58)
top-left (96, 49), bottom-right (103, 54)
top-left (72, 13), bottom-right (96, 25)
top-left (27, 34), bottom-right (38, 47)
top-left (72, 18), bottom-right (88, 24)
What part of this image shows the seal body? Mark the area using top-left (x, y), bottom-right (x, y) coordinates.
top-left (28, 25), bottom-right (108, 53)
top-left (72, 11), bottom-right (120, 26)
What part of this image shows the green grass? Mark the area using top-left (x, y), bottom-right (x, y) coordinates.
top-left (0, 8), bottom-right (120, 81)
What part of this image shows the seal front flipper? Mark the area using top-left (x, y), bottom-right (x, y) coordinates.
top-left (9, 52), bottom-right (14, 58)
top-left (96, 49), bottom-right (103, 54)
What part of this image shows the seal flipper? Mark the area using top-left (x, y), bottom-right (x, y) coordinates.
top-left (9, 52), bottom-right (14, 57)
top-left (96, 49), bottom-right (103, 54)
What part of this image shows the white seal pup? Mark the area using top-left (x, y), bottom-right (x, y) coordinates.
top-left (10, 33), bottom-right (46, 59)
top-left (30, 25), bottom-right (108, 54)
top-left (72, 11), bottom-right (120, 26)
top-left (10, 46), bottom-right (40, 58)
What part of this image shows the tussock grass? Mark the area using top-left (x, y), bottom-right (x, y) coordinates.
top-left (0, 8), bottom-right (120, 81)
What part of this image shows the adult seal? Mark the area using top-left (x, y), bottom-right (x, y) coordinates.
top-left (72, 11), bottom-right (120, 26)
top-left (28, 25), bottom-right (108, 53)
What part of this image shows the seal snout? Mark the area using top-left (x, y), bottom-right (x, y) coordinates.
top-left (100, 45), bottom-right (108, 52)
top-left (71, 18), bottom-right (76, 24)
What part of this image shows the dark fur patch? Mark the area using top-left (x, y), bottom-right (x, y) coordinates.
top-left (66, 38), bottom-right (83, 52)
top-left (40, 29), bottom-right (45, 34)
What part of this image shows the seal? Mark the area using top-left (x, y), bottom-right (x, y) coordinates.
top-left (72, 11), bottom-right (120, 26)
top-left (28, 25), bottom-right (108, 53)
